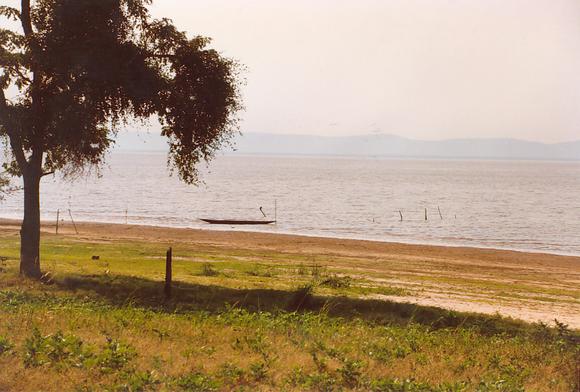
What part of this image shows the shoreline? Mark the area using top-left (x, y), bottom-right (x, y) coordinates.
top-left (1, 215), bottom-right (579, 259)
top-left (1, 217), bottom-right (579, 268)
top-left (1, 218), bottom-right (579, 327)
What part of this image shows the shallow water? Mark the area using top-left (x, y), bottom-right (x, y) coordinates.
top-left (1, 153), bottom-right (579, 256)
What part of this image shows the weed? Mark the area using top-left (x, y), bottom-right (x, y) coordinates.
top-left (177, 372), bottom-right (220, 391)
top-left (151, 328), bottom-right (170, 342)
top-left (0, 336), bottom-right (13, 356)
top-left (310, 263), bottom-right (327, 280)
top-left (338, 358), bottom-right (364, 388)
top-left (216, 362), bottom-right (246, 385)
top-left (371, 377), bottom-right (468, 391)
top-left (287, 367), bottom-right (338, 391)
top-left (320, 274), bottom-right (352, 289)
top-left (23, 328), bottom-right (90, 369)
top-left (249, 362), bottom-right (268, 381)
top-left (110, 370), bottom-right (160, 391)
top-left (200, 263), bottom-right (219, 277)
top-left (246, 264), bottom-right (275, 277)
top-left (309, 348), bottom-right (329, 372)
top-left (95, 337), bottom-right (137, 373)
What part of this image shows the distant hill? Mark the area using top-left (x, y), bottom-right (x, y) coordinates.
top-left (114, 131), bottom-right (580, 161)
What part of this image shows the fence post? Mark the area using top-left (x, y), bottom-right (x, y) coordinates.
top-left (56, 209), bottom-right (60, 234)
top-left (164, 247), bottom-right (172, 299)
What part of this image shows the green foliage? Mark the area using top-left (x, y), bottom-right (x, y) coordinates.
top-left (0, 172), bottom-right (16, 200)
top-left (216, 362), bottom-right (246, 385)
top-left (287, 367), bottom-right (338, 391)
top-left (370, 378), bottom-right (466, 392)
top-left (249, 361), bottom-right (268, 382)
top-left (0, 335), bottom-right (13, 355)
top-left (23, 327), bottom-right (136, 373)
top-left (337, 358), bottom-right (364, 388)
top-left (95, 337), bottom-right (137, 373)
top-left (23, 328), bottom-right (90, 368)
top-left (0, 0), bottom-right (243, 182)
top-left (108, 370), bottom-right (160, 392)
top-left (177, 372), bottom-right (220, 391)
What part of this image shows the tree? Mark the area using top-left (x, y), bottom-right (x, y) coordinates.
top-left (0, 0), bottom-right (243, 278)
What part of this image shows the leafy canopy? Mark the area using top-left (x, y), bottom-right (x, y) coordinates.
top-left (0, 0), bottom-right (243, 183)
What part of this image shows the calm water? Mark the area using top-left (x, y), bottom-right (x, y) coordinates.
top-left (1, 153), bottom-right (579, 256)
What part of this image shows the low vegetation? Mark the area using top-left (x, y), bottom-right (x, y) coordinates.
top-left (0, 231), bottom-right (578, 391)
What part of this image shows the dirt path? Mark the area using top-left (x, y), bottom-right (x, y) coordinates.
top-left (1, 219), bottom-right (579, 328)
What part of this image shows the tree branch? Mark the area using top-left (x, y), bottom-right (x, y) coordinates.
top-left (12, 67), bottom-right (32, 85)
top-left (20, 0), bottom-right (33, 37)
top-left (41, 171), bottom-right (54, 177)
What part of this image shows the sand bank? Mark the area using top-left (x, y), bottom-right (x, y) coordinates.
top-left (1, 218), bottom-right (578, 328)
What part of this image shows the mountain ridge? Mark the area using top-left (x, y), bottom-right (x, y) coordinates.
top-left (114, 131), bottom-right (580, 161)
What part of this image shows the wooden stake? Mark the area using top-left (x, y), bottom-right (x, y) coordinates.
top-left (425, 208), bottom-right (428, 221)
top-left (438, 206), bottom-right (443, 220)
top-left (68, 209), bottom-right (78, 234)
top-left (164, 247), bottom-right (172, 299)
top-left (56, 209), bottom-right (60, 234)
top-left (399, 210), bottom-right (403, 222)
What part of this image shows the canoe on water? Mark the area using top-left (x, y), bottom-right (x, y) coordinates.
top-left (200, 219), bottom-right (276, 225)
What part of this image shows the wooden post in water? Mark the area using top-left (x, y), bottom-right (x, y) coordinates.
top-left (424, 208), bottom-right (428, 221)
top-left (438, 206), bottom-right (443, 220)
top-left (56, 209), bottom-right (60, 234)
top-left (399, 210), bottom-right (403, 222)
top-left (164, 247), bottom-right (172, 299)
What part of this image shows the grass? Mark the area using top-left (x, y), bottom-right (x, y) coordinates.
top-left (0, 231), bottom-right (578, 391)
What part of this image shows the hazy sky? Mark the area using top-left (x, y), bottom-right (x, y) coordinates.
top-left (149, 0), bottom-right (580, 143)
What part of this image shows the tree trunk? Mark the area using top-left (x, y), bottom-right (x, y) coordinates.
top-left (20, 169), bottom-right (42, 278)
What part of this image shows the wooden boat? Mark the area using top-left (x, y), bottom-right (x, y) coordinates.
top-left (200, 218), bottom-right (276, 225)
top-left (200, 203), bottom-right (277, 225)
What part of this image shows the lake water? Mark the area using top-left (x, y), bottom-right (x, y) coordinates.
top-left (1, 153), bottom-right (579, 256)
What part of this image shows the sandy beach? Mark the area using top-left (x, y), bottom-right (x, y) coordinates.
top-left (1, 218), bottom-right (579, 328)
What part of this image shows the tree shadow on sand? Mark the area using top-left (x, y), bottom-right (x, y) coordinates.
top-left (52, 272), bottom-right (531, 336)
